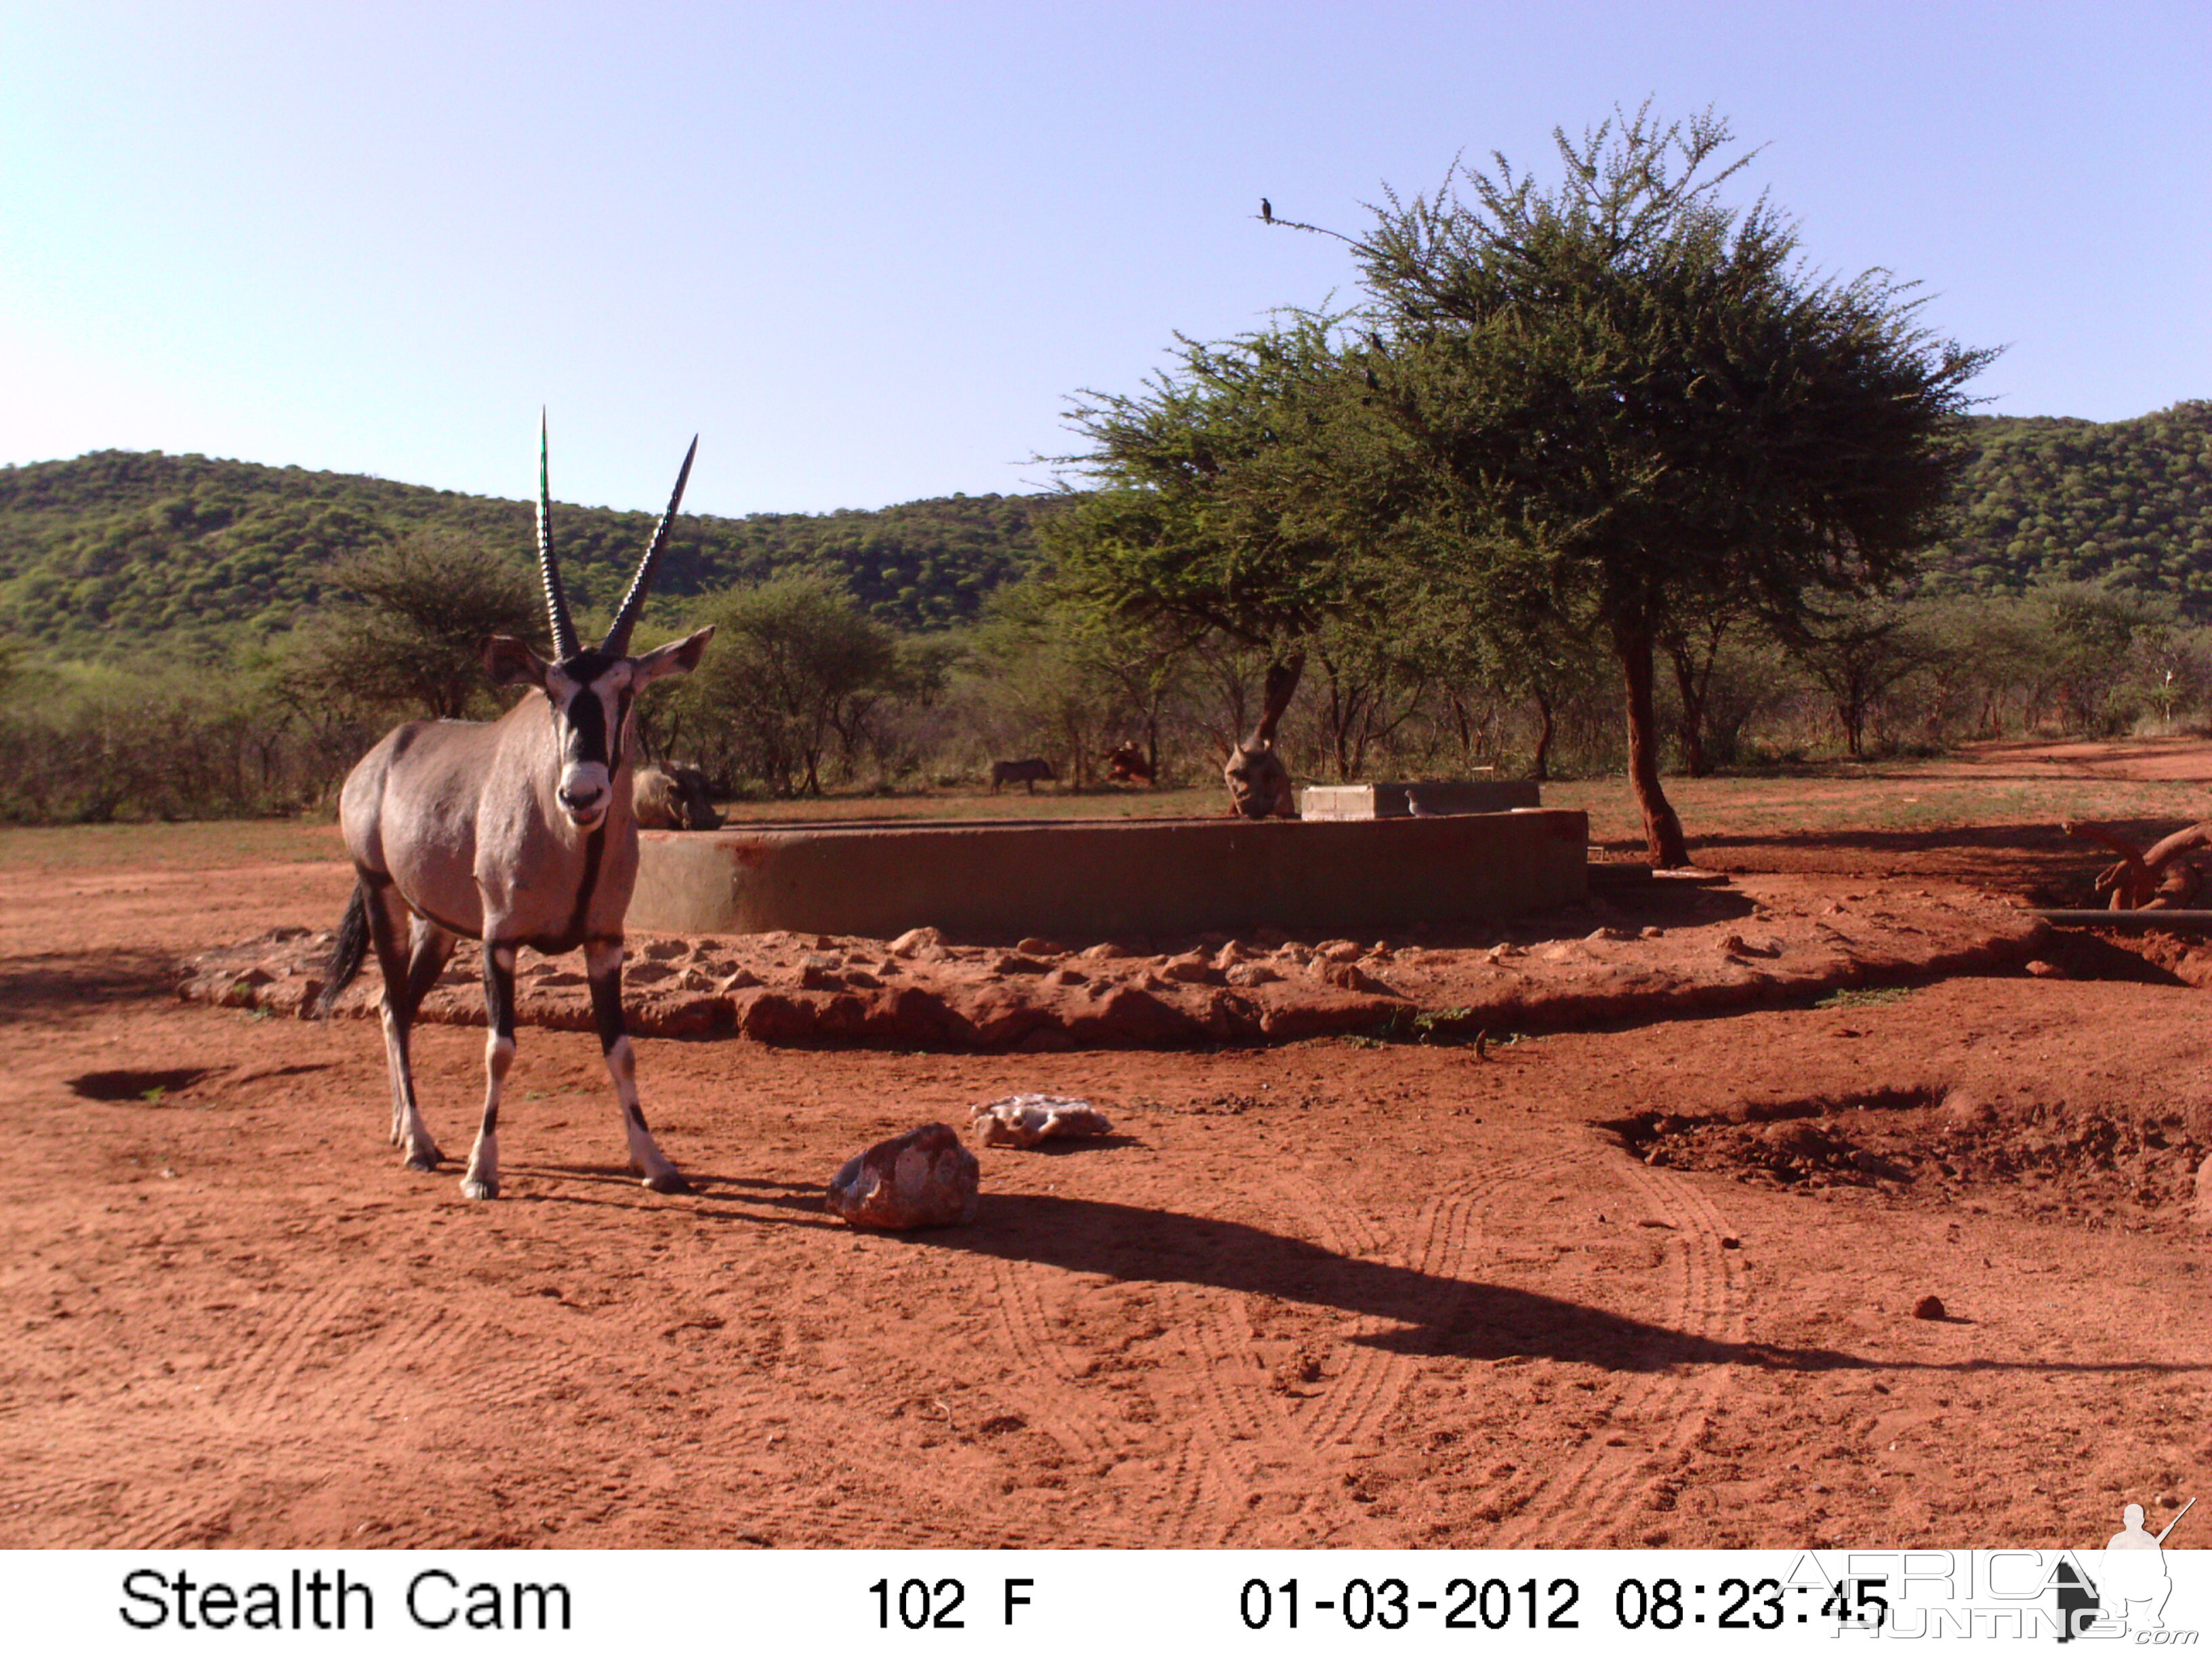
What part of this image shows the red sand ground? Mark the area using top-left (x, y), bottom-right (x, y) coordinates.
top-left (4, 753), bottom-right (2209, 1550)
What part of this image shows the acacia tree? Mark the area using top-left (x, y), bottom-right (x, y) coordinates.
top-left (1317, 106), bottom-right (1991, 863)
top-left (1042, 319), bottom-right (1383, 756)
top-left (1661, 588), bottom-right (1758, 777)
top-left (1061, 608), bottom-right (1191, 783)
top-left (1790, 592), bottom-right (1924, 757)
top-left (676, 574), bottom-right (896, 796)
top-left (962, 588), bottom-right (1124, 789)
top-left (1306, 611), bottom-right (1435, 782)
top-left (304, 529), bottom-right (541, 720)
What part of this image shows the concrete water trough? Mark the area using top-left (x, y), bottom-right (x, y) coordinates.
top-left (628, 808), bottom-right (1589, 941)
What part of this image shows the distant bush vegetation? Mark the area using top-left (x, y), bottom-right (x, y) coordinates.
top-left (3, 403), bottom-right (2211, 825)
top-left (1927, 401), bottom-right (2212, 607)
top-left (0, 449), bottom-right (1048, 657)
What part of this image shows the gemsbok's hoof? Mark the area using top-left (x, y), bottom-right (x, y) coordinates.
top-left (460, 1174), bottom-right (499, 1201)
top-left (643, 1170), bottom-right (692, 1195)
top-left (405, 1145), bottom-right (445, 1172)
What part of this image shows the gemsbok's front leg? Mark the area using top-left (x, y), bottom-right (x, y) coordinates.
top-left (586, 937), bottom-right (688, 1193)
top-left (462, 940), bottom-right (519, 1200)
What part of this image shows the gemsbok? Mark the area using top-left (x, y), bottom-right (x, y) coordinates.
top-left (316, 417), bottom-right (714, 1200)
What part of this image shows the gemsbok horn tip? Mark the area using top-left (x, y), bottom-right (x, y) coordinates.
top-left (602, 436), bottom-right (699, 657)
top-left (535, 411), bottom-right (581, 662)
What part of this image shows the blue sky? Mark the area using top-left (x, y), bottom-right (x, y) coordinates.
top-left (2, 1), bottom-right (2205, 517)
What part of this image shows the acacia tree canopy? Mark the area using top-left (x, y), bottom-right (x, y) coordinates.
top-left (1042, 318), bottom-right (1394, 741)
top-left (1336, 105), bottom-right (1994, 863)
top-left (674, 574), bottom-right (897, 797)
top-left (304, 529), bottom-right (540, 720)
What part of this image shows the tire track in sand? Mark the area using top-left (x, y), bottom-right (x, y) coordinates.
top-left (5, 1284), bottom-right (368, 1544)
top-left (982, 1255), bottom-right (1186, 1547)
top-left (1290, 1153), bottom-right (1574, 1458)
top-left (1135, 1149), bottom-right (1580, 1544)
top-left (207, 1281), bottom-right (362, 1429)
top-left (31, 1294), bottom-right (477, 1544)
top-left (1489, 1151), bottom-right (1747, 1547)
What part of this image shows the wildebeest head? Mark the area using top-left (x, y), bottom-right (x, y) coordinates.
top-left (482, 417), bottom-right (714, 832)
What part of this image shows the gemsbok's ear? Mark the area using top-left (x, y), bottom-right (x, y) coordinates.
top-left (483, 635), bottom-right (548, 689)
top-left (631, 625), bottom-right (716, 684)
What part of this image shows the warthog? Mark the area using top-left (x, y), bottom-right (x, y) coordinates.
top-left (1221, 655), bottom-right (1301, 819)
top-left (1223, 741), bottom-right (1294, 819)
top-left (633, 764), bottom-right (721, 830)
top-left (990, 758), bottom-right (1057, 794)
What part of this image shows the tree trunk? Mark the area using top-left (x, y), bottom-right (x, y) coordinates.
top-left (1450, 691), bottom-right (1475, 772)
top-left (1319, 654), bottom-right (1358, 781)
top-left (1839, 701), bottom-right (1865, 759)
top-left (1530, 689), bottom-right (1554, 783)
top-left (1615, 622), bottom-right (1690, 867)
top-left (1834, 662), bottom-right (1868, 758)
top-left (1667, 635), bottom-right (1713, 777)
top-left (1066, 711), bottom-right (1093, 790)
top-left (1254, 653), bottom-right (1305, 745)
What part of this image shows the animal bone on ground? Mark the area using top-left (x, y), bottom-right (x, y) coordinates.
top-left (971, 1094), bottom-right (1113, 1148)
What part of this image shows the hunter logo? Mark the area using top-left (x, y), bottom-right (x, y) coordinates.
top-left (2055, 1498), bottom-right (2196, 1643)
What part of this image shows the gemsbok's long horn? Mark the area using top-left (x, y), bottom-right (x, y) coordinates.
top-left (536, 411), bottom-right (581, 662)
top-left (602, 436), bottom-right (699, 657)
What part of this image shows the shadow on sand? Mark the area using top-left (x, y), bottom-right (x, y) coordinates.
top-left (905, 1192), bottom-right (2210, 1381)
top-left (495, 1169), bottom-right (2208, 1382)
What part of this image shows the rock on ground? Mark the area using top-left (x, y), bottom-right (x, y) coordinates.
top-left (825, 1123), bottom-right (980, 1229)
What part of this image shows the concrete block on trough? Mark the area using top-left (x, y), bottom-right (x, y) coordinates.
top-left (1299, 780), bottom-right (1540, 819)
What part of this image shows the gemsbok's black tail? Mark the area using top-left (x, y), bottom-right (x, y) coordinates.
top-left (314, 882), bottom-right (371, 1019)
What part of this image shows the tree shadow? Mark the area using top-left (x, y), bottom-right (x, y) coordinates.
top-left (902, 1193), bottom-right (2212, 1379)
top-left (899, 1191), bottom-right (1841, 1371)
top-left (2037, 932), bottom-right (2190, 986)
top-left (1, 947), bottom-right (183, 1027)
top-left (503, 1160), bottom-right (825, 1197)
top-left (1685, 819), bottom-right (2156, 890)
top-left (68, 1067), bottom-right (216, 1101)
top-left (453, 1170), bottom-right (2212, 1381)
top-left (1415, 883), bottom-right (1761, 947)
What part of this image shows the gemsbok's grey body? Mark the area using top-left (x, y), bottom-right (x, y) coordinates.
top-left (316, 419), bottom-right (714, 1200)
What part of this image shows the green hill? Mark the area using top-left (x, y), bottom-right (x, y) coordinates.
top-left (6, 401), bottom-right (2209, 659)
top-left (1927, 401), bottom-right (2212, 609)
top-left (0, 450), bottom-right (1049, 657)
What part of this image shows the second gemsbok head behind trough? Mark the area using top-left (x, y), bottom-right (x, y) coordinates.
top-left (316, 415), bottom-right (714, 1200)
